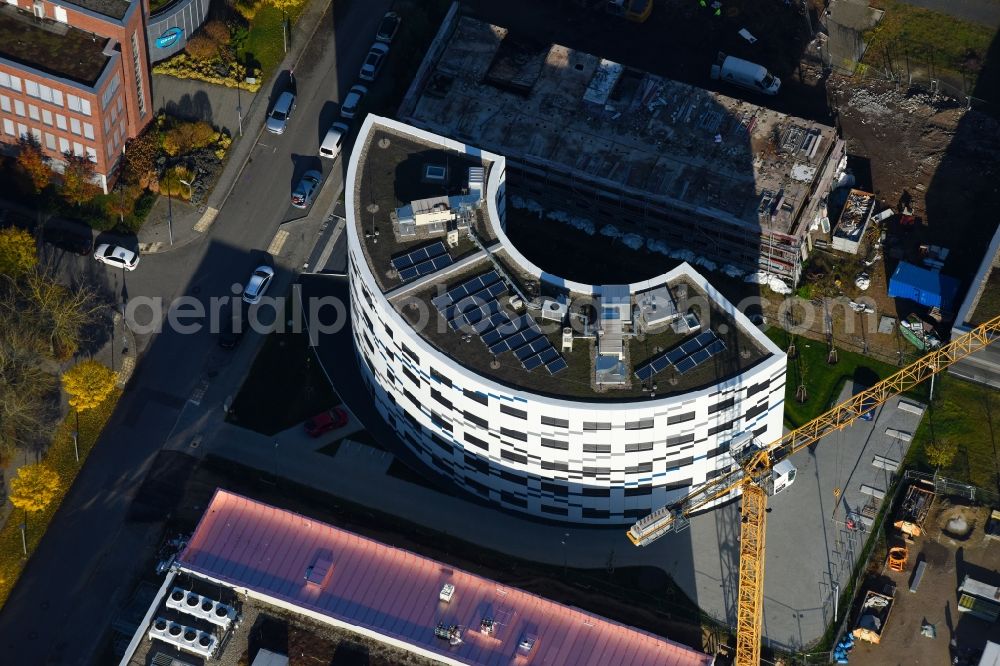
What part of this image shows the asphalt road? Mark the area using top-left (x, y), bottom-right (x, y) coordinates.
top-left (0, 0), bottom-right (390, 662)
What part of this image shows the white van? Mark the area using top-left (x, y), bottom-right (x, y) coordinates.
top-left (711, 54), bottom-right (780, 95)
top-left (319, 121), bottom-right (349, 159)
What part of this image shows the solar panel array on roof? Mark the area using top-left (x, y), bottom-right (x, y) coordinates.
top-left (634, 330), bottom-right (725, 381)
top-left (392, 242), bottom-right (454, 282)
top-left (392, 242), bottom-right (447, 270)
top-left (432, 275), bottom-right (569, 375)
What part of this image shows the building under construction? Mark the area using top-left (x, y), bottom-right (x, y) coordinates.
top-left (401, 14), bottom-right (847, 286)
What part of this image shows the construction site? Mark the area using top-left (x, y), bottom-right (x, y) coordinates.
top-left (400, 15), bottom-right (846, 287)
top-left (840, 478), bottom-right (1000, 666)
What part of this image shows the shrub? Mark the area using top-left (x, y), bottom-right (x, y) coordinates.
top-left (184, 34), bottom-right (218, 61)
top-left (233, 0), bottom-right (261, 20)
top-left (202, 20), bottom-right (232, 45)
top-left (159, 165), bottom-right (194, 200)
top-left (132, 189), bottom-right (156, 221)
top-left (152, 54), bottom-right (262, 92)
top-left (162, 121), bottom-right (217, 157)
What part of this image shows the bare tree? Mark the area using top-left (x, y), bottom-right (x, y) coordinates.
top-left (19, 273), bottom-right (103, 361)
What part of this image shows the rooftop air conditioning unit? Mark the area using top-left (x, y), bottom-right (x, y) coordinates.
top-left (148, 617), bottom-right (218, 658)
top-left (166, 587), bottom-right (237, 629)
top-left (440, 583), bottom-right (455, 602)
top-left (541, 300), bottom-right (568, 322)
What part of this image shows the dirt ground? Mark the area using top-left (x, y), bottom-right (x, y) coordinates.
top-left (847, 496), bottom-right (1000, 665)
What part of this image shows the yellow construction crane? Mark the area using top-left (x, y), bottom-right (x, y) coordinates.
top-left (627, 314), bottom-right (1000, 665)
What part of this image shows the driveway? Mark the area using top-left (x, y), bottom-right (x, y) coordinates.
top-left (153, 73), bottom-right (259, 138)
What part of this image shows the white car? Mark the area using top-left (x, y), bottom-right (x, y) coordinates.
top-left (339, 84), bottom-right (367, 119)
top-left (359, 42), bottom-right (389, 82)
top-left (266, 91), bottom-right (296, 135)
top-left (242, 266), bottom-right (274, 304)
top-left (93, 243), bottom-right (139, 271)
top-left (319, 121), bottom-right (350, 159)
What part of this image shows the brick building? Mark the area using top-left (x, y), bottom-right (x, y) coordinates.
top-left (0, 0), bottom-right (152, 192)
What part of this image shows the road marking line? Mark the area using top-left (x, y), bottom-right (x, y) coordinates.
top-left (193, 207), bottom-right (219, 233)
top-left (138, 242), bottom-right (164, 254)
top-left (268, 229), bottom-right (290, 256)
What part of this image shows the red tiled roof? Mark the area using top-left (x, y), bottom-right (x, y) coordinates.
top-left (178, 490), bottom-right (714, 666)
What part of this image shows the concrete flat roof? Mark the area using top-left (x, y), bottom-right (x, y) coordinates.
top-left (405, 16), bottom-right (839, 237)
top-left (178, 490), bottom-right (715, 666)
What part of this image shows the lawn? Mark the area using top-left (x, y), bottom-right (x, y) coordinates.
top-left (907, 374), bottom-right (1000, 493)
top-left (766, 328), bottom-right (928, 428)
top-left (243, 0), bottom-right (309, 82)
top-left (0, 389), bottom-right (122, 610)
top-left (865, 0), bottom-right (997, 86)
top-left (227, 308), bottom-right (340, 436)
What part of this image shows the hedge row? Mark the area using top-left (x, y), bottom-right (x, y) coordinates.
top-left (152, 54), bottom-right (263, 93)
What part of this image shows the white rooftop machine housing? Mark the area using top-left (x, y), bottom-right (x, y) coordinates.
top-left (541, 299), bottom-right (569, 322)
top-left (148, 617), bottom-right (218, 658)
top-left (166, 587), bottom-right (237, 629)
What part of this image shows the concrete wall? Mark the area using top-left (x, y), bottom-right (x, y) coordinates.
top-left (147, 0), bottom-right (211, 63)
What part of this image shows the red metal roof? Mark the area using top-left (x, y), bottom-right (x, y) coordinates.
top-left (178, 490), bottom-right (714, 666)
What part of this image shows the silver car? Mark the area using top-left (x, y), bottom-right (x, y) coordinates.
top-left (266, 91), bottom-right (296, 134)
top-left (339, 84), bottom-right (367, 119)
top-left (359, 42), bottom-right (389, 82)
top-left (243, 266), bottom-right (275, 304)
top-left (291, 170), bottom-right (322, 209)
top-left (93, 243), bottom-right (139, 271)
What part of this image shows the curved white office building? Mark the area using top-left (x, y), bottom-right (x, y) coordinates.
top-left (346, 116), bottom-right (787, 524)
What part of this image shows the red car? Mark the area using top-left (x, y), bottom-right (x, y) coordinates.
top-left (304, 408), bottom-right (348, 437)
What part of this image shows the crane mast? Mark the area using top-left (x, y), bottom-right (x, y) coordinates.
top-left (627, 314), bottom-right (1000, 665)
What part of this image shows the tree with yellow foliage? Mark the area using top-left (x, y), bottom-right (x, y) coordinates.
top-left (62, 360), bottom-right (117, 414)
top-left (9, 463), bottom-right (60, 515)
top-left (0, 227), bottom-right (38, 278)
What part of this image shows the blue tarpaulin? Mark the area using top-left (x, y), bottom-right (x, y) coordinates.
top-left (888, 262), bottom-right (960, 309)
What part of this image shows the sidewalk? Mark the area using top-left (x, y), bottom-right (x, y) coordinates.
top-left (139, 0), bottom-right (336, 255)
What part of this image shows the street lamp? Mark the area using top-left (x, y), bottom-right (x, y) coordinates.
top-left (232, 41), bottom-right (244, 138)
top-left (164, 164), bottom-right (174, 246)
top-left (179, 178), bottom-right (193, 200)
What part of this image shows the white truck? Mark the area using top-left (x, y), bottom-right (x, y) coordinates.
top-left (710, 53), bottom-right (780, 95)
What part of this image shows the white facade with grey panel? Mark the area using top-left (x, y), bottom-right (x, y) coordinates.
top-left (346, 116), bottom-right (788, 524)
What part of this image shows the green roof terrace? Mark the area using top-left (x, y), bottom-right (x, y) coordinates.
top-left (0, 6), bottom-right (112, 87)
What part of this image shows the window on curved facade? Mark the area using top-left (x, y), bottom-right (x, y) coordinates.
top-left (625, 441), bottom-right (654, 452)
top-left (667, 412), bottom-right (696, 425)
top-left (541, 415), bottom-right (569, 428)
top-left (500, 404), bottom-right (527, 420)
